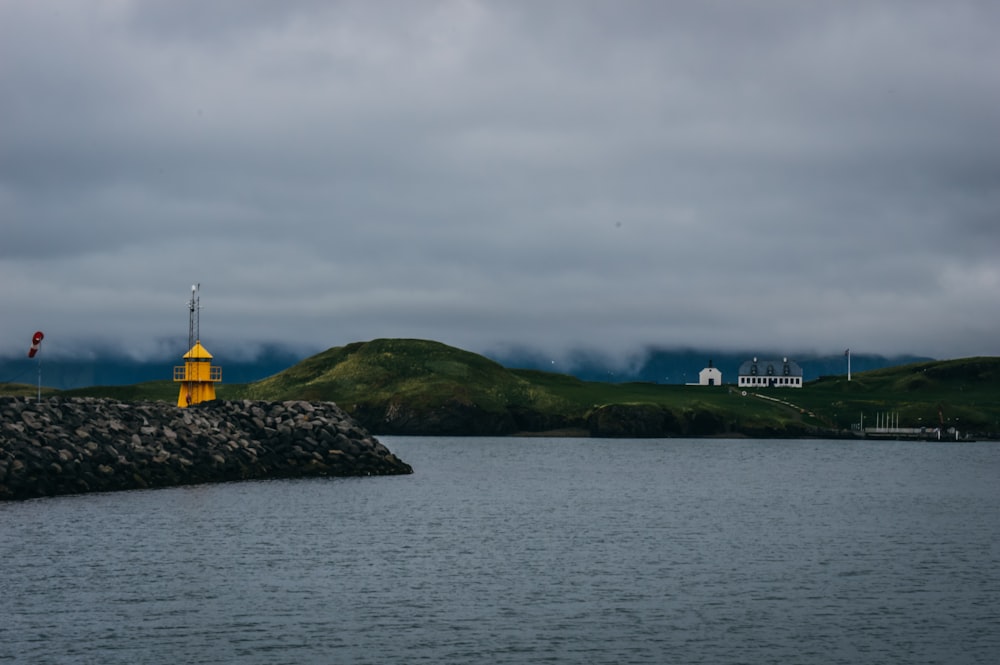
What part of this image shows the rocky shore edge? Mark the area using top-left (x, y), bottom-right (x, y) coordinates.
top-left (0, 396), bottom-right (413, 501)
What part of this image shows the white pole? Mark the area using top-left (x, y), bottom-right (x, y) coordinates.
top-left (36, 356), bottom-right (41, 402)
top-left (847, 348), bottom-right (851, 382)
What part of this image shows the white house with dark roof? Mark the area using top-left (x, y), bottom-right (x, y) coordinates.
top-left (737, 357), bottom-right (803, 388)
top-left (696, 360), bottom-right (723, 386)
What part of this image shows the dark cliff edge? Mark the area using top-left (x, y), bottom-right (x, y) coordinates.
top-left (0, 396), bottom-right (413, 501)
top-left (350, 400), bottom-right (824, 439)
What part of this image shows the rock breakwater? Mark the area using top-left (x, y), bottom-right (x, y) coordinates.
top-left (0, 396), bottom-right (412, 501)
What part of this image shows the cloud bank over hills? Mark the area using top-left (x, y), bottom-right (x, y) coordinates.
top-left (2, 342), bottom-right (927, 391)
top-left (2, 1), bottom-right (998, 362)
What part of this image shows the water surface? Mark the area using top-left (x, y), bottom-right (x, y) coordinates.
top-left (2, 437), bottom-right (998, 664)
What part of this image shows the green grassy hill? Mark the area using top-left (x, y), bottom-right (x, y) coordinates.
top-left (53, 380), bottom-right (252, 403)
top-left (245, 338), bottom-right (530, 404)
top-left (0, 383), bottom-right (61, 399)
top-left (6, 339), bottom-right (999, 438)
top-left (241, 339), bottom-right (565, 434)
top-left (774, 357), bottom-right (1000, 433)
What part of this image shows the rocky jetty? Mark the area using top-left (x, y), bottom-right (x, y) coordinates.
top-left (0, 396), bottom-right (412, 501)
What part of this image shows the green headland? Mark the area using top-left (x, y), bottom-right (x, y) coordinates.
top-left (4, 338), bottom-right (998, 439)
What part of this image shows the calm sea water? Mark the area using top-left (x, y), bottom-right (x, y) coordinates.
top-left (1, 437), bottom-right (998, 664)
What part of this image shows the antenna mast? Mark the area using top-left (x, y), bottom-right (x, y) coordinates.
top-left (187, 283), bottom-right (201, 350)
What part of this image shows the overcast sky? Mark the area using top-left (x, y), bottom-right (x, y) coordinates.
top-left (2, 0), bottom-right (998, 364)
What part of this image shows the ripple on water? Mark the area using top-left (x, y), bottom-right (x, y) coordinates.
top-left (2, 437), bottom-right (998, 664)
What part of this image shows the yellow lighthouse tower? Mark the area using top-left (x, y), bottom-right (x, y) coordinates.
top-left (173, 284), bottom-right (221, 407)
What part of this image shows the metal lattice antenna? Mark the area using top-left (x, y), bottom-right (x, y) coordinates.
top-left (195, 283), bottom-right (201, 344)
top-left (187, 284), bottom-right (201, 350)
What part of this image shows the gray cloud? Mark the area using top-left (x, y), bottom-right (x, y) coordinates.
top-left (2, 0), bottom-right (999, 364)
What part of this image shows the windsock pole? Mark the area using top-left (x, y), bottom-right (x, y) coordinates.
top-left (28, 331), bottom-right (44, 402)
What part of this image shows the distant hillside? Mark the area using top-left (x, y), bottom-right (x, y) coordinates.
top-left (1, 343), bottom-right (927, 390)
top-left (241, 339), bottom-right (1000, 438)
top-left (779, 356), bottom-right (1000, 434)
top-left (487, 347), bottom-right (932, 384)
top-left (0, 346), bottom-right (307, 390)
top-left (242, 338), bottom-right (807, 436)
top-left (244, 339), bottom-right (557, 435)
top-left (6, 339), bottom-right (998, 439)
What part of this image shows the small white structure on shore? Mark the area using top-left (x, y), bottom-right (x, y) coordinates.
top-left (694, 360), bottom-right (723, 386)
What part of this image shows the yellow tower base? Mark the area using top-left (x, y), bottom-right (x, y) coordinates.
top-left (173, 341), bottom-right (222, 407)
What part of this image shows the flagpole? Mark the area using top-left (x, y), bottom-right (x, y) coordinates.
top-left (847, 348), bottom-right (851, 382)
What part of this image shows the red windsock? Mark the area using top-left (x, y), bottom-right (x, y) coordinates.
top-left (28, 331), bottom-right (44, 358)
